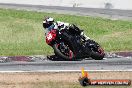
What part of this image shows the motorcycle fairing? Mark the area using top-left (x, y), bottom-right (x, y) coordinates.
top-left (46, 29), bottom-right (57, 45)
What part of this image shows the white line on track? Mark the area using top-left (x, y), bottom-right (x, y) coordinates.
top-left (0, 70), bottom-right (132, 73)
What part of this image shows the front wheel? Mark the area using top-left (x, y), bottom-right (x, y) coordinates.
top-left (52, 43), bottom-right (75, 60)
top-left (90, 47), bottom-right (105, 60)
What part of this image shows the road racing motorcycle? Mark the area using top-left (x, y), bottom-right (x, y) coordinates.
top-left (46, 24), bottom-right (105, 60)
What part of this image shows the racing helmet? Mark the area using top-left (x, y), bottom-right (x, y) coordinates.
top-left (43, 17), bottom-right (54, 28)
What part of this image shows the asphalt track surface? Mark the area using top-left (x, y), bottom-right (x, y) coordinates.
top-left (0, 57), bottom-right (131, 72)
top-left (1, 3), bottom-right (132, 21)
top-left (0, 3), bottom-right (132, 72)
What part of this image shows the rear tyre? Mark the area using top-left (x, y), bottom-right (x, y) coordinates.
top-left (90, 47), bottom-right (105, 60)
top-left (53, 43), bottom-right (74, 60)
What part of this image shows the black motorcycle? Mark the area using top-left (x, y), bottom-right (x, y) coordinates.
top-left (46, 24), bottom-right (105, 60)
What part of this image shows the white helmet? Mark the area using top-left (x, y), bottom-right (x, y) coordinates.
top-left (43, 17), bottom-right (54, 28)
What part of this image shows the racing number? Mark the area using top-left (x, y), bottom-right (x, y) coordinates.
top-left (47, 33), bottom-right (52, 40)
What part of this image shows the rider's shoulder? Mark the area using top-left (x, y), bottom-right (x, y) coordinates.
top-left (56, 21), bottom-right (64, 25)
top-left (56, 21), bottom-right (70, 26)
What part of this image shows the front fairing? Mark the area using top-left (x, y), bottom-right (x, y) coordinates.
top-left (46, 29), bottom-right (57, 45)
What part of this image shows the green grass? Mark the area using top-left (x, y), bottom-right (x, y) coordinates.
top-left (0, 8), bottom-right (132, 56)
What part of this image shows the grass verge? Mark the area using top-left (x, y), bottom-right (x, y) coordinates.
top-left (0, 8), bottom-right (132, 56)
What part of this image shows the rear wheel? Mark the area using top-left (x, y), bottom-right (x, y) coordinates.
top-left (53, 42), bottom-right (74, 60)
top-left (90, 47), bottom-right (105, 60)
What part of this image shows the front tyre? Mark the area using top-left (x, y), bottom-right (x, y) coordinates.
top-left (53, 43), bottom-right (74, 60)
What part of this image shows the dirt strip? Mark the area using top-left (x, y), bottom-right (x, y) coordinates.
top-left (0, 72), bottom-right (131, 88)
top-left (0, 52), bottom-right (132, 62)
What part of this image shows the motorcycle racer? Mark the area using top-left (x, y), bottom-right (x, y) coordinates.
top-left (43, 17), bottom-right (90, 41)
top-left (43, 17), bottom-right (104, 60)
